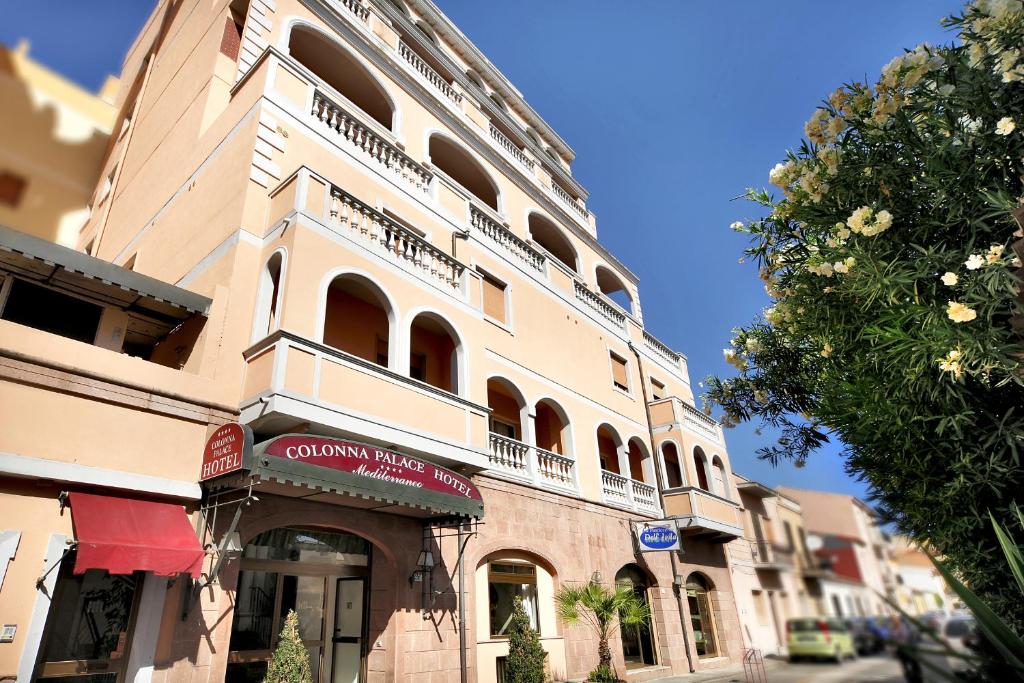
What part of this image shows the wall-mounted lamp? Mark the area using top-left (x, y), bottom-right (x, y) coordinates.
top-left (591, 570), bottom-right (603, 584)
top-left (409, 550), bottom-right (435, 585)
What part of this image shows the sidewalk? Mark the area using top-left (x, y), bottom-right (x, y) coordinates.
top-left (648, 657), bottom-right (785, 683)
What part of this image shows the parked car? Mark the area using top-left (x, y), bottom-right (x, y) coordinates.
top-left (845, 617), bottom-right (875, 655)
top-left (892, 613), bottom-right (977, 683)
top-left (786, 617), bottom-right (857, 663)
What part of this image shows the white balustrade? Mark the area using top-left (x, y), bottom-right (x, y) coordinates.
top-left (398, 41), bottom-right (463, 105)
top-left (489, 123), bottom-right (534, 171)
top-left (574, 280), bottom-right (626, 328)
top-left (328, 186), bottom-right (464, 290)
top-left (679, 400), bottom-right (723, 444)
top-left (551, 182), bottom-right (589, 219)
top-left (338, 0), bottom-right (369, 22)
top-left (470, 204), bottom-right (545, 273)
top-left (631, 479), bottom-right (660, 514)
top-left (601, 470), bottom-right (631, 507)
top-left (535, 447), bottom-right (575, 491)
top-left (643, 330), bottom-right (681, 366)
top-left (488, 433), bottom-right (531, 479)
top-left (312, 90), bottom-right (433, 194)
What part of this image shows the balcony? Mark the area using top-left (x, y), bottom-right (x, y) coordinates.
top-left (663, 487), bottom-right (744, 541)
top-left (397, 40), bottom-right (463, 106)
top-left (601, 470), bottom-right (661, 517)
top-left (310, 88), bottom-right (433, 194)
top-left (751, 540), bottom-right (794, 570)
top-left (489, 123), bottom-right (535, 172)
top-left (487, 433), bottom-right (578, 494)
top-left (550, 181), bottom-right (590, 221)
top-left (643, 330), bottom-right (682, 370)
top-left (574, 280), bottom-right (626, 330)
top-left (469, 203), bottom-right (546, 273)
top-left (648, 397), bottom-right (724, 446)
top-left (240, 331), bottom-right (491, 471)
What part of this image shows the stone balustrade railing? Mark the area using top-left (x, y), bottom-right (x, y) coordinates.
top-left (312, 89), bottom-right (433, 194)
top-left (600, 470), bottom-right (631, 507)
top-left (631, 479), bottom-right (660, 514)
top-left (489, 124), bottom-right (534, 171)
top-left (551, 182), bottom-right (590, 220)
top-left (487, 433), bottom-right (578, 493)
top-left (469, 204), bottom-right (546, 273)
top-left (398, 41), bottom-right (462, 105)
top-left (679, 400), bottom-right (722, 444)
top-left (643, 330), bottom-right (681, 367)
top-left (328, 185), bottom-right (464, 290)
top-left (339, 0), bottom-right (370, 22)
top-left (574, 280), bottom-right (626, 329)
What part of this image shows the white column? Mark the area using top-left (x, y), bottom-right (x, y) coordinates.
top-left (125, 574), bottom-right (170, 683)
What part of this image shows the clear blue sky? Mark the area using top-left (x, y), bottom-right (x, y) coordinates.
top-left (2, 0), bottom-right (965, 499)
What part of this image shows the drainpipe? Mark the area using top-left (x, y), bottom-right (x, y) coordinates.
top-left (628, 342), bottom-right (696, 673)
top-left (458, 521), bottom-right (468, 683)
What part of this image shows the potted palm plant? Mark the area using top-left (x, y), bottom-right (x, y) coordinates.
top-left (555, 579), bottom-right (651, 683)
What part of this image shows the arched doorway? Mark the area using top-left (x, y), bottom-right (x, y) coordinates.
top-left (226, 527), bottom-right (372, 683)
top-left (693, 446), bottom-right (710, 492)
top-left (615, 565), bottom-right (658, 669)
top-left (685, 573), bottom-right (719, 659)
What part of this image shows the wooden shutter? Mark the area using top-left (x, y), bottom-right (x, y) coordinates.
top-left (481, 273), bottom-right (506, 323)
top-left (0, 172), bottom-right (27, 207)
top-left (610, 353), bottom-right (629, 390)
top-left (219, 17), bottom-right (243, 60)
top-left (650, 378), bottom-right (665, 400)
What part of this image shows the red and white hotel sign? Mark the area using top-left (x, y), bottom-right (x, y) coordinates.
top-left (200, 423), bottom-right (253, 481)
top-left (262, 435), bottom-right (483, 501)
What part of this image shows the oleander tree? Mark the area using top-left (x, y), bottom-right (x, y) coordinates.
top-left (704, 0), bottom-right (1024, 627)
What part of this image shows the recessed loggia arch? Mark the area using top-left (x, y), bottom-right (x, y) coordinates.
top-left (427, 132), bottom-right (501, 212)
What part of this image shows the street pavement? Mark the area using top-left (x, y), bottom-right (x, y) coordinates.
top-left (654, 654), bottom-right (904, 683)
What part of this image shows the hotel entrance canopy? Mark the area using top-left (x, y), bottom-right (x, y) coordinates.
top-left (202, 432), bottom-right (485, 519)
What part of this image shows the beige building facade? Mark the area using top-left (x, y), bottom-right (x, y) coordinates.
top-left (0, 40), bottom-right (118, 246)
top-left (0, 1), bottom-right (758, 682)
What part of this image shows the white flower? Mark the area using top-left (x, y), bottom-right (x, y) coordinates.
top-left (820, 343), bottom-right (834, 358)
top-left (965, 254), bottom-right (986, 270)
top-left (745, 337), bottom-right (763, 354)
top-left (940, 271), bottom-right (959, 286)
top-left (946, 300), bottom-right (978, 323)
top-left (996, 117), bottom-right (1016, 135)
top-left (723, 348), bottom-right (748, 371)
top-left (730, 221), bottom-right (745, 230)
top-left (986, 244), bottom-right (1005, 263)
top-left (833, 261), bottom-right (849, 274)
top-left (937, 348), bottom-right (964, 379)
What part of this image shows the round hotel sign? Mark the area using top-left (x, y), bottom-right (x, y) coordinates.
top-left (260, 435), bottom-right (483, 502)
top-left (634, 521), bottom-right (681, 552)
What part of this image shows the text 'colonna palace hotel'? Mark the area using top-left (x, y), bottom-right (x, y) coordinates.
top-left (0, 0), bottom-right (757, 681)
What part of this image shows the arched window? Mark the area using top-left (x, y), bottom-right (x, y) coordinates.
top-left (409, 311), bottom-right (462, 394)
top-left (414, 20), bottom-right (438, 45)
top-left (661, 441), bottom-right (684, 489)
top-left (597, 424), bottom-right (623, 475)
top-left (595, 264), bottom-right (633, 314)
top-left (711, 456), bottom-right (729, 499)
top-left (487, 377), bottom-right (526, 440)
top-left (465, 69), bottom-right (486, 92)
top-left (528, 213), bottom-right (577, 273)
top-left (616, 565), bottom-right (658, 668)
top-left (428, 134), bottom-right (500, 211)
top-left (476, 551), bottom-right (556, 642)
top-left (626, 438), bottom-right (651, 483)
top-left (534, 398), bottom-right (570, 455)
top-left (323, 274), bottom-right (393, 368)
top-left (489, 92), bottom-right (508, 112)
top-left (253, 251), bottom-right (283, 341)
top-left (685, 573), bottom-right (719, 658)
top-left (288, 25), bottom-right (395, 130)
top-left (693, 447), bottom-right (710, 492)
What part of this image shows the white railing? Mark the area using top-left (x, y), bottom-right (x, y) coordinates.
top-left (679, 400), bottom-right (722, 444)
top-left (339, 0), bottom-right (370, 22)
top-left (328, 185), bottom-right (464, 290)
top-left (601, 470), bottom-right (631, 507)
top-left (551, 182), bottom-right (589, 220)
top-left (489, 123), bottom-right (534, 171)
top-left (398, 41), bottom-right (462, 105)
top-left (643, 330), bottom-right (681, 367)
top-left (487, 434), bottom-right (578, 493)
top-left (535, 446), bottom-right (575, 491)
top-left (574, 280), bottom-right (626, 328)
top-left (488, 433), bottom-right (531, 479)
top-left (631, 479), bottom-right (660, 515)
top-left (311, 89), bottom-right (433, 194)
top-left (470, 204), bottom-right (546, 273)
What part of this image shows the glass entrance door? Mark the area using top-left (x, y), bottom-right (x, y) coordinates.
top-left (331, 578), bottom-right (364, 683)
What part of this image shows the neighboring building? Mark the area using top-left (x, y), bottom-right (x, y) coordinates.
top-left (889, 535), bottom-right (953, 615)
top-left (0, 40), bottom-right (118, 246)
top-left (1, 1), bottom-right (752, 683)
top-left (777, 487), bottom-right (896, 619)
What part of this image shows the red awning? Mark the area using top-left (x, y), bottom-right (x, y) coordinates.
top-left (68, 492), bottom-right (205, 578)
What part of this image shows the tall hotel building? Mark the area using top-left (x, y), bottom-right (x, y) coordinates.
top-left (0, 1), bottom-right (752, 681)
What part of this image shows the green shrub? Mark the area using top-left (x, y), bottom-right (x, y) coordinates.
top-left (263, 610), bottom-right (313, 683)
top-left (505, 596), bottom-right (547, 683)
